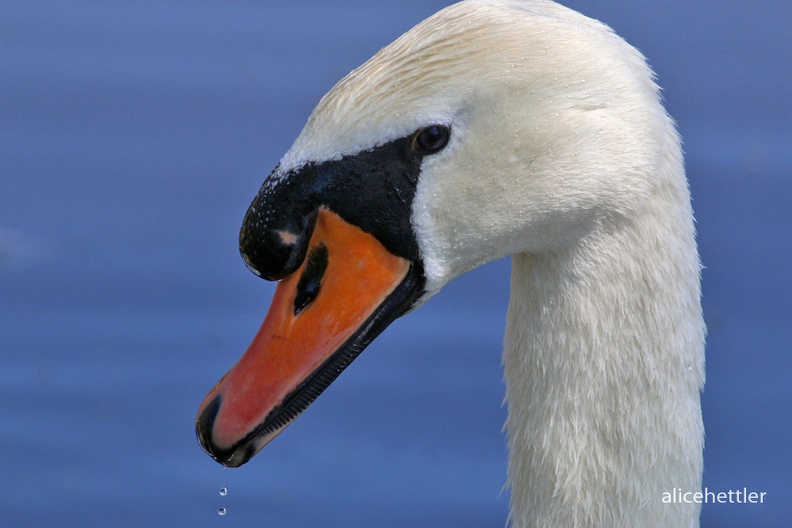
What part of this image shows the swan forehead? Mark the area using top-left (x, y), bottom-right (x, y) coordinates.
top-left (277, 0), bottom-right (599, 174)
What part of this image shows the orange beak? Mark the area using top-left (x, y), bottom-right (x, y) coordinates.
top-left (196, 208), bottom-right (421, 467)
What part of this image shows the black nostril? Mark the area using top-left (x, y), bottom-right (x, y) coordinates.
top-left (293, 244), bottom-right (329, 315)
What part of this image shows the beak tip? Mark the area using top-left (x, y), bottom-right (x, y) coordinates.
top-left (195, 394), bottom-right (263, 468)
top-left (195, 394), bottom-right (221, 454)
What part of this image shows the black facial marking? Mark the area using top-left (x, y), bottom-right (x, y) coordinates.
top-left (240, 128), bottom-right (445, 281)
top-left (293, 244), bottom-right (328, 316)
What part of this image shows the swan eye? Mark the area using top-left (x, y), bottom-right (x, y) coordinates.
top-left (413, 125), bottom-right (450, 155)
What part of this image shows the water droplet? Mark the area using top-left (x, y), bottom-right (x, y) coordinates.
top-left (218, 507), bottom-right (227, 516)
top-left (219, 487), bottom-right (228, 496)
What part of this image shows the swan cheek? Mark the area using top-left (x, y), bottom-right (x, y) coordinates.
top-left (196, 209), bottom-right (422, 467)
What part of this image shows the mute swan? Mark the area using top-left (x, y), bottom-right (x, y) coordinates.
top-left (196, 1), bottom-right (706, 526)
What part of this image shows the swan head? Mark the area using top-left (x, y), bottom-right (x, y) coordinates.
top-left (196, 0), bottom-right (679, 467)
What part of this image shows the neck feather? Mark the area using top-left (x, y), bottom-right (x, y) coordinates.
top-left (502, 179), bottom-right (705, 527)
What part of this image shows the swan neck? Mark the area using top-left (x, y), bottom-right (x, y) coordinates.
top-left (503, 211), bottom-right (705, 527)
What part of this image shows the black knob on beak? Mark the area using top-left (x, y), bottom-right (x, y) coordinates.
top-left (239, 168), bottom-right (318, 281)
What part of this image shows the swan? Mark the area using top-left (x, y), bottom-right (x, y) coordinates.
top-left (196, 1), bottom-right (706, 526)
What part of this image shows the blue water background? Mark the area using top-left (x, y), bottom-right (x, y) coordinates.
top-left (2, 1), bottom-right (790, 526)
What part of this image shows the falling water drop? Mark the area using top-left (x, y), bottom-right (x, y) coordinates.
top-left (219, 487), bottom-right (228, 496)
top-left (218, 507), bottom-right (227, 516)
